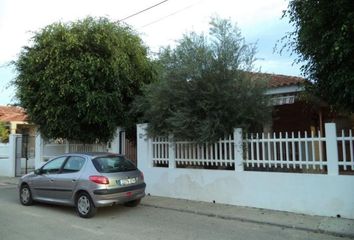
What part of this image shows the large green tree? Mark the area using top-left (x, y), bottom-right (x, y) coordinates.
top-left (135, 17), bottom-right (271, 143)
top-left (14, 17), bottom-right (155, 143)
top-left (284, 0), bottom-right (354, 112)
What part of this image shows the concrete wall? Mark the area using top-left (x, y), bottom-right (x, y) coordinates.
top-left (0, 142), bottom-right (10, 176)
top-left (0, 158), bottom-right (11, 176)
top-left (35, 128), bottom-right (123, 168)
top-left (0, 135), bottom-right (18, 177)
top-left (137, 124), bottom-right (354, 219)
top-left (141, 167), bottom-right (354, 219)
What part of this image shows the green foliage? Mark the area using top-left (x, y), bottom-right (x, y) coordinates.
top-left (0, 122), bottom-right (9, 143)
top-left (135, 17), bottom-right (271, 143)
top-left (13, 17), bottom-right (155, 143)
top-left (284, 1), bottom-right (354, 112)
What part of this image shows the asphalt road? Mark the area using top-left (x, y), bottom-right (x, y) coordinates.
top-left (0, 185), bottom-right (351, 240)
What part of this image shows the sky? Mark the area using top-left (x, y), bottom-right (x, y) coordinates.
top-left (0, 0), bottom-right (301, 105)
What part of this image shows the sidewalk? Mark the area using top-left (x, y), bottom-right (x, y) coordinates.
top-left (141, 195), bottom-right (354, 238)
top-left (1, 176), bottom-right (353, 238)
top-left (0, 176), bottom-right (19, 186)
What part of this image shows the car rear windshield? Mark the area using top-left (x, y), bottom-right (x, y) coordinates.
top-left (92, 156), bottom-right (137, 173)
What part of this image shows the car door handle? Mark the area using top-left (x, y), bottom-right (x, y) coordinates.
top-left (72, 179), bottom-right (77, 182)
top-left (49, 179), bottom-right (54, 182)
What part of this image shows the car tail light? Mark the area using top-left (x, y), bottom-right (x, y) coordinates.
top-left (140, 172), bottom-right (144, 181)
top-left (89, 176), bottom-right (109, 185)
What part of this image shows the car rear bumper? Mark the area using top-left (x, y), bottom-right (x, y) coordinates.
top-left (92, 183), bottom-right (146, 207)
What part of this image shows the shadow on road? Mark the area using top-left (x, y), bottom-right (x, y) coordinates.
top-left (1, 188), bottom-right (141, 219)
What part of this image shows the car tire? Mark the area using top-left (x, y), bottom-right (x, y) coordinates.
top-left (20, 184), bottom-right (34, 206)
top-left (75, 192), bottom-right (97, 218)
top-left (124, 199), bottom-right (141, 207)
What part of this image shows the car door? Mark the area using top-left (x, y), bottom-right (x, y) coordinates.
top-left (31, 156), bottom-right (67, 201)
top-left (54, 156), bottom-right (86, 203)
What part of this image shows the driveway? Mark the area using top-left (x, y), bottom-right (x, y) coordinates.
top-left (0, 185), bottom-right (352, 240)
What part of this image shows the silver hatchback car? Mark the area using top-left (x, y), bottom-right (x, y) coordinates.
top-left (18, 152), bottom-right (146, 218)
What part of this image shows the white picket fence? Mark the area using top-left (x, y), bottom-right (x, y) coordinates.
top-left (244, 131), bottom-right (326, 170)
top-left (151, 137), bottom-right (169, 165)
top-left (149, 123), bottom-right (354, 175)
top-left (338, 129), bottom-right (354, 171)
top-left (137, 123), bottom-right (354, 219)
top-left (152, 136), bottom-right (236, 167)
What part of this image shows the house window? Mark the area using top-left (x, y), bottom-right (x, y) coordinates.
top-left (271, 95), bottom-right (295, 106)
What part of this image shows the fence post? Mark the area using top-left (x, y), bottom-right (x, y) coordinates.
top-left (325, 123), bottom-right (339, 176)
top-left (168, 134), bottom-right (175, 169)
top-left (147, 137), bottom-right (154, 168)
top-left (34, 132), bottom-right (44, 169)
top-left (234, 128), bottom-right (244, 172)
top-left (137, 123), bottom-right (153, 170)
top-left (65, 139), bottom-right (69, 153)
top-left (121, 131), bottom-right (125, 155)
top-left (110, 128), bottom-right (122, 153)
top-left (8, 134), bottom-right (17, 177)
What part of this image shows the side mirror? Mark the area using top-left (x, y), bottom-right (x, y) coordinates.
top-left (34, 169), bottom-right (42, 175)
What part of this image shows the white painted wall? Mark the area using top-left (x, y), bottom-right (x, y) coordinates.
top-left (137, 123), bottom-right (354, 219)
top-left (0, 134), bottom-right (18, 177)
top-left (0, 143), bottom-right (9, 158)
top-left (35, 128), bottom-right (122, 168)
top-left (0, 143), bottom-right (10, 176)
top-left (141, 168), bottom-right (354, 219)
top-left (0, 159), bottom-right (11, 176)
top-left (42, 144), bottom-right (66, 160)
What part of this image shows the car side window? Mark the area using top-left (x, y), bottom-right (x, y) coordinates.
top-left (62, 156), bottom-right (86, 173)
top-left (42, 157), bottom-right (67, 174)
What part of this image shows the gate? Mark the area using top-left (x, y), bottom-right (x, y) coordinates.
top-left (119, 131), bottom-right (137, 164)
top-left (15, 134), bottom-right (35, 177)
top-left (14, 135), bottom-right (22, 177)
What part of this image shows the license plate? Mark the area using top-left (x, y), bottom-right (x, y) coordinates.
top-left (118, 178), bottom-right (137, 186)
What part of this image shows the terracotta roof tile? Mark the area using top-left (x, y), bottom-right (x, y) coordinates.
top-left (248, 72), bottom-right (305, 88)
top-left (0, 106), bottom-right (28, 122)
top-left (266, 73), bottom-right (305, 88)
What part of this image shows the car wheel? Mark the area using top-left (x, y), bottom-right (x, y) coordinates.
top-left (20, 184), bottom-right (33, 206)
top-left (75, 192), bottom-right (97, 218)
top-left (124, 199), bottom-right (141, 207)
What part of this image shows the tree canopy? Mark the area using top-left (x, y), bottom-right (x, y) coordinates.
top-left (0, 122), bottom-right (9, 143)
top-left (14, 17), bottom-right (155, 143)
top-left (135, 17), bottom-right (271, 143)
top-left (284, 0), bottom-right (354, 112)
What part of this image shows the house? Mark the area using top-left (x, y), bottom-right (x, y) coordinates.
top-left (0, 106), bottom-right (36, 174)
top-left (264, 73), bottom-right (353, 134)
top-left (135, 77), bottom-right (354, 220)
top-left (0, 106), bottom-right (35, 135)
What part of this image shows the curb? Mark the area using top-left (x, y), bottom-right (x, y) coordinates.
top-left (141, 203), bottom-right (354, 239)
top-left (0, 182), bottom-right (17, 186)
top-left (0, 180), bottom-right (18, 184)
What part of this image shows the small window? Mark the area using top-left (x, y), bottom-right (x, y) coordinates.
top-left (62, 156), bottom-right (85, 173)
top-left (42, 157), bottom-right (67, 174)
